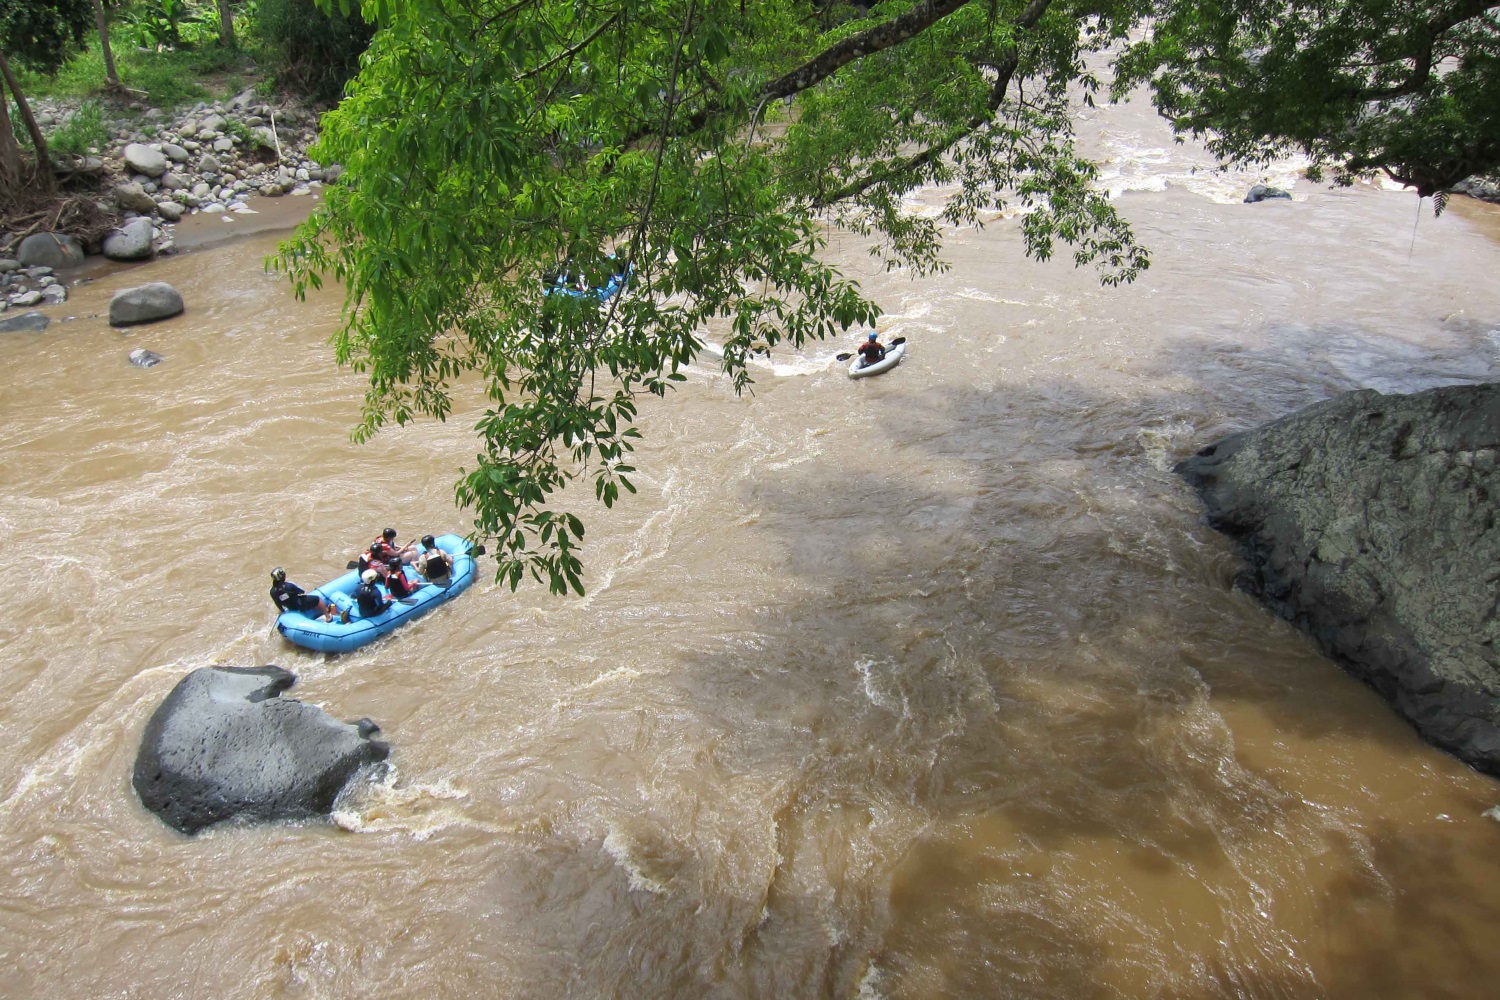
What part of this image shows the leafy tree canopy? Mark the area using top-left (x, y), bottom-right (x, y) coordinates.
top-left (0, 0), bottom-right (91, 72)
top-left (1116, 0), bottom-right (1500, 197)
top-left (281, 0), bottom-right (1153, 595)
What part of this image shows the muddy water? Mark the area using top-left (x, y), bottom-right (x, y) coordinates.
top-left (2, 98), bottom-right (1500, 999)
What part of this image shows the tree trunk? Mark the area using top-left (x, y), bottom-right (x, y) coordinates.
top-left (218, 0), bottom-right (236, 48)
top-left (92, 0), bottom-right (123, 92)
top-left (0, 80), bottom-right (22, 200)
top-left (0, 46), bottom-right (55, 195)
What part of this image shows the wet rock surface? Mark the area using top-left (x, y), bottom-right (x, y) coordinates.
top-left (110, 282), bottom-right (183, 325)
top-left (1179, 383), bottom-right (1500, 773)
top-left (133, 665), bottom-right (390, 835)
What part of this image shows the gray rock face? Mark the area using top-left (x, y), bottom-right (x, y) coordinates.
top-left (110, 282), bottom-right (184, 325)
top-left (132, 665), bottom-right (389, 834)
top-left (122, 142), bottom-right (168, 177)
top-left (113, 182), bottom-right (158, 213)
top-left (1178, 384), bottom-right (1500, 773)
top-left (103, 218), bottom-right (156, 261)
top-left (16, 233), bottom-right (85, 269)
top-left (0, 311), bottom-right (49, 334)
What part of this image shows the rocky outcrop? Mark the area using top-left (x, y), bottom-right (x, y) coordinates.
top-left (110, 282), bottom-right (183, 325)
top-left (133, 665), bottom-right (389, 835)
top-left (1178, 384), bottom-right (1500, 773)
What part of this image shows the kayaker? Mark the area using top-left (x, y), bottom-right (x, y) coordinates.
top-left (856, 331), bottom-right (886, 366)
top-left (417, 535), bottom-right (452, 581)
top-left (270, 568), bottom-right (337, 622)
top-left (354, 569), bottom-right (392, 618)
top-left (386, 561), bottom-right (419, 599)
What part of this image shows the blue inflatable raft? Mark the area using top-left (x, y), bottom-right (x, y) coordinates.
top-left (275, 534), bottom-right (479, 654)
top-left (544, 259), bottom-right (631, 302)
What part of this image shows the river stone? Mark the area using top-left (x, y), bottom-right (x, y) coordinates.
top-left (199, 153), bottom-right (222, 174)
top-left (162, 142), bottom-right (189, 163)
top-left (110, 282), bottom-right (183, 325)
top-left (128, 347), bottom-right (163, 368)
top-left (1245, 184), bottom-right (1293, 203)
top-left (199, 113), bottom-right (226, 133)
top-left (132, 665), bottom-right (390, 834)
top-left (156, 201), bottom-right (184, 222)
top-left (11, 291), bottom-right (42, 307)
top-left (114, 182), bottom-right (158, 214)
top-left (122, 142), bottom-right (168, 177)
top-left (0, 259), bottom-right (18, 273)
top-left (0, 311), bottom-right (49, 334)
top-left (16, 232), bottom-right (85, 269)
top-left (1178, 383), bottom-right (1500, 774)
top-left (103, 218), bottom-right (156, 261)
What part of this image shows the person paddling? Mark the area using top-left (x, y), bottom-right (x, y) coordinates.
top-left (855, 330), bottom-right (886, 367)
top-left (354, 569), bottom-right (392, 618)
top-left (417, 535), bottom-right (453, 582)
top-left (270, 568), bottom-right (342, 623)
top-left (386, 560), bottom-right (420, 599)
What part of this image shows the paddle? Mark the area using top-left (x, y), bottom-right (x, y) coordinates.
top-left (836, 336), bottom-right (905, 362)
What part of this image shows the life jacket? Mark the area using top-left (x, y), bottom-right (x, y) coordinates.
top-left (387, 567), bottom-right (416, 598)
top-left (858, 340), bottom-right (885, 363)
top-left (354, 582), bottom-right (388, 617)
top-left (422, 549), bottom-right (452, 580)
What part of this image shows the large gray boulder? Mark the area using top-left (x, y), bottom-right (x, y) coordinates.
top-left (122, 142), bottom-right (168, 177)
top-left (110, 282), bottom-right (184, 325)
top-left (16, 232), bottom-right (85, 269)
top-left (102, 218), bottom-right (156, 261)
top-left (1178, 384), bottom-right (1500, 773)
top-left (0, 311), bottom-right (49, 334)
top-left (133, 665), bottom-right (389, 835)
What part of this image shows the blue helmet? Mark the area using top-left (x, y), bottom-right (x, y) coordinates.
top-left (867, 331), bottom-right (878, 340)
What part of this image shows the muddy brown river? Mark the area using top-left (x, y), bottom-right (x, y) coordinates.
top-left (2, 93), bottom-right (1499, 998)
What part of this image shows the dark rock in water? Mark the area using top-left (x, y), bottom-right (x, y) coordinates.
top-left (1244, 184), bottom-right (1293, 203)
top-left (0, 311), bottom-right (50, 334)
top-left (16, 232), bottom-right (85, 269)
top-left (128, 348), bottom-right (163, 368)
top-left (133, 665), bottom-right (390, 835)
top-left (1178, 384), bottom-right (1500, 774)
top-left (110, 282), bottom-right (184, 326)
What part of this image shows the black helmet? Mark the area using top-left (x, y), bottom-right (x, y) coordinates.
top-left (421, 535), bottom-right (436, 549)
top-left (271, 567), bottom-right (286, 583)
top-left (382, 527), bottom-right (397, 540)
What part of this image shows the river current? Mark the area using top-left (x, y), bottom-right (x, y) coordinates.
top-left (2, 92), bottom-right (1499, 998)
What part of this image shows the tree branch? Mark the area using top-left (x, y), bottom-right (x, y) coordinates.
top-left (517, 11), bottom-right (621, 81)
top-left (1355, 0), bottom-right (1499, 101)
top-left (814, 0), bottom-right (1053, 206)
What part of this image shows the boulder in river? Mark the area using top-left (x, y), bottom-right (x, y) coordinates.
top-left (1178, 383), bottom-right (1500, 774)
top-left (0, 311), bottom-right (49, 334)
top-left (1244, 184), bottom-right (1293, 203)
top-left (110, 282), bottom-right (184, 325)
top-left (133, 665), bottom-right (390, 835)
top-left (102, 218), bottom-right (156, 262)
top-left (16, 232), bottom-right (85, 269)
top-left (128, 348), bottom-right (163, 368)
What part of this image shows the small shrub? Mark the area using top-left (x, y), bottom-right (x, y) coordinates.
top-left (47, 100), bottom-right (107, 155)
